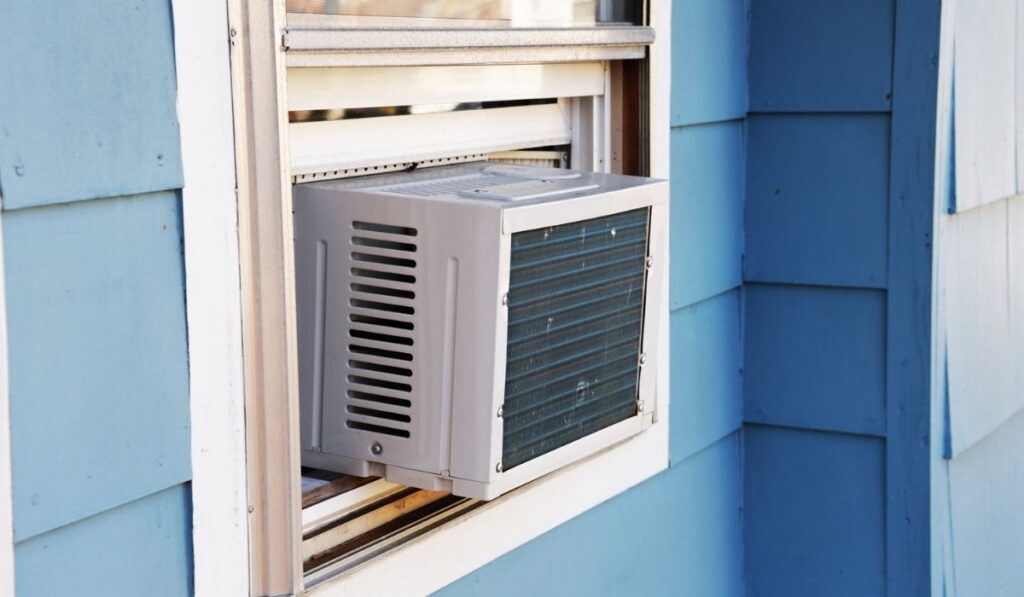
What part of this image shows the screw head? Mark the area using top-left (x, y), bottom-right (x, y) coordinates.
top-left (497, 406), bottom-right (504, 418)
top-left (501, 293), bottom-right (509, 306)
top-left (370, 441), bottom-right (383, 456)
top-left (636, 400), bottom-right (645, 413)
top-left (639, 353), bottom-right (647, 365)
top-left (645, 256), bottom-right (654, 269)
top-left (496, 462), bottom-right (503, 473)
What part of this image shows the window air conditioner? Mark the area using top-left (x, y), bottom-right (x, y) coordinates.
top-left (294, 162), bottom-right (667, 499)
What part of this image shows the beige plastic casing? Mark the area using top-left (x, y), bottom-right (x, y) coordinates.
top-left (294, 162), bottom-right (667, 500)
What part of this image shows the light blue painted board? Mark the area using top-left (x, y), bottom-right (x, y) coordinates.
top-left (945, 409), bottom-right (1024, 597)
top-left (1018, 5), bottom-right (1024, 195)
top-left (15, 484), bottom-right (193, 597)
top-left (670, 121), bottom-right (744, 310)
top-left (951, 0), bottom-right (1018, 212)
top-left (943, 198), bottom-right (1023, 457)
top-left (744, 425), bottom-right (886, 597)
top-left (0, 1), bottom-right (183, 210)
top-left (670, 290), bottom-right (742, 463)
top-left (436, 434), bottom-right (744, 597)
top-left (748, 0), bottom-right (893, 112)
top-left (744, 284), bottom-right (886, 436)
top-left (670, 0), bottom-right (748, 126)
top-left (745, 114), bottom-right (890, 288)
top-left (4, 191), bottom-right (191, 541)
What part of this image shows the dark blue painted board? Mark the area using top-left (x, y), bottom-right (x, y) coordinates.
top-left (671, 0), bottom-right (748, 126)
top-left (748, 0), bottom-right (894, 112)
top-left (670, 121), bottom-right (744, 310)
top-left (744, 426), bottom-right (885, 597)
top-left (4, 191), bottom-right (191, 541)
top-left (436, 433), bottom-right (744, 597)
top-left (744, 284), bottom-right (886, 436)
top-left (0, 1), bottom-right (183, 210)
top-left (670, 290), bottom-right (743, 463)
top-left (15, 484), bottom-right (193, 597)
top-left (745, 114), bottom-right (890, 288)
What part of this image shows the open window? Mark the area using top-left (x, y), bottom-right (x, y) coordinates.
top-left (226, 1), bottom-right (671, 594)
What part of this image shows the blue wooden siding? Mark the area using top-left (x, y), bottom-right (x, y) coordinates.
top-left (14, 484), bottom-right (193, 597)
top-left (669, 123), bottom-right (744, 309)
top-left (0, 0), bottom-right (192, 593)
top-left (942, 196), bottom-right (1024, 456)
top-left (933, 1), bottom-right (1024, 592)
top-left (439, 434), bottom-right (744, 597)
top-left (0, 0), bottom-right (183, 210)
top-left (3, 192), bottom-right (191, 541)
top-left (744, 426), bottom-right (886, 597)
top-left (744, 114), bottom-right (890, 288)
top-left (670, 0), bottom-right (747, 126)
top-left (748, 0), bottom-right (894, 113)
top-left (670, 290), bottom-right (742, 461)
top-left (950, 0), bottom-right (1020, 212)
top-left (743, 1), bottom-right (937, 595)
top-left (941, 410), bottom-right (1024, 596)
top-left (744, 285), bottom-right (886, 436)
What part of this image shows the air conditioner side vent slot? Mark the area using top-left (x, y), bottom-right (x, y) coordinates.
top-left (345, 220), bottom-right (419, 440)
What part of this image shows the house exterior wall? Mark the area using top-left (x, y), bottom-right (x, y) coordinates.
top-left (742, 1), bottom-right (895, 594)
top-left (743, 1), bottom-right (939, 595)
top-left (2, 0), bottom-right (1021, 595)
top-left (437, 0), bottom-right (748, 593)
top-left (932, 0), bottom-right (1024, 594)
top-left (0, 1), bottom-right (193, 595)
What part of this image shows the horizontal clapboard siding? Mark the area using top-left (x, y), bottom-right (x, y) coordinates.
top-left (4, 192), bottom-right (191, 541)
top-left (440, 433), bottom-right (744, 596)
top-left (0, 0), bottom-right (183, 210)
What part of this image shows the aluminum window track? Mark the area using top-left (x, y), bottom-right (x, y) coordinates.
top-left (282, 26), bottom-right (655, 67)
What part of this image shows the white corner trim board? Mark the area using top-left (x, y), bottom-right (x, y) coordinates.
top-left (171, 0), bottom-right (251, 595)
top-left (0, 210), bottom-right (17, 596)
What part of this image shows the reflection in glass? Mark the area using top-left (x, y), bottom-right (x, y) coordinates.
top-left (286, 0), bottom-right (641, 28)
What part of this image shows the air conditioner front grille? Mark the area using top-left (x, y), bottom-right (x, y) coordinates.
top-left (502, 208), bottom-right (650, 470)
top-left (345, 220), bottom-right (418, 439)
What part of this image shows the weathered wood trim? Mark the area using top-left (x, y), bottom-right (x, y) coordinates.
top-left (171, 0), bottom-right (251, 594)
top-left (226, 0), bottom-right (304, 594)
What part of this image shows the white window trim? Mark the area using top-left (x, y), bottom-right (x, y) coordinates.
top-left (171, 1), bottom-right (251, 596)
top-left (0, 199), bottom-right (16, 596)
top-left (181, 0), bottom-right (672, 594)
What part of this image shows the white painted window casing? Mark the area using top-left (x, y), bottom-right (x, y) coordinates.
top-left (180, 0), bottom-right (673, 594)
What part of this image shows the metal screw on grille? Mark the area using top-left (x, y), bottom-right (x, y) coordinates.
top-left (370, 441), bottom-right (383, 456)
top-left (496, 462), bottom-right (503, 473)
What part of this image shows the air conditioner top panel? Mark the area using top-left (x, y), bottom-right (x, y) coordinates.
top-left (298, 161), bottom-right (665, 210)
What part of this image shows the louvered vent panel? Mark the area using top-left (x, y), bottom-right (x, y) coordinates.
top-left (345, 221), bottom-right (418, 439)
top-left (502, 208), bottom-right (650, 470)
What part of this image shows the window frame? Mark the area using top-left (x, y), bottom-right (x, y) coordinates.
top-left (178, 0), bottom-right (673, 594)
